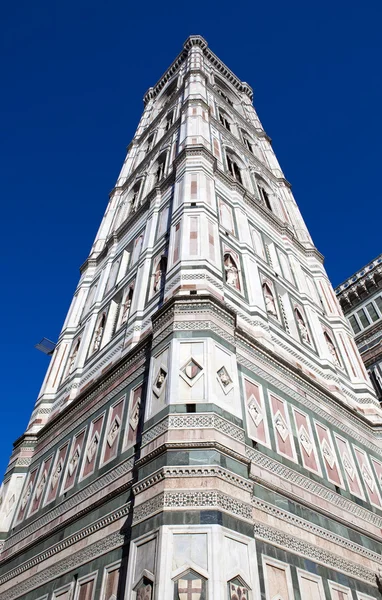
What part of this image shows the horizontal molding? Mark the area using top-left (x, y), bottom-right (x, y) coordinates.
top-left (133, 490), bottom-right (253, 525)
top-left (0, 505), bottom-right (130, 587)
top-left (141, 413), bottom-right (245, 447)
top-left (0, 531), bottom-right (123, 600)
top-left (252, 495), bottom-right (382, 565)
top-left (2, 457), bottom-right (133, 557)
top-left (254, 521), bottom-right (376, 585)
top-left (248, 448), bottom-right (382, 528)
top-left (133, 465), bottom-right (252, 496)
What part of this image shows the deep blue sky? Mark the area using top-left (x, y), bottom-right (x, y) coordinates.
top-left (1, 0), bottom-right (381, 477)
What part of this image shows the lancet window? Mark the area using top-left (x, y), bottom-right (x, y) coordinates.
top-left (226, 153), bottom-right (243, 185)
top-left (155, 152), bottom-right (167, 183)
top-left (258, 185), bottom-right (272, 211)
top-left (219, 109), bottom-right (231, 131)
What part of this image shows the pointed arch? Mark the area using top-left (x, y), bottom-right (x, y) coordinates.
top-left (218, 107), bottom-right (232, 131)
top-left (256, 176), bottom-right (273, 211)
top-left (240, 129), bottom-right (254, 154)
top-left (225, 150), bottom-right (243, 185)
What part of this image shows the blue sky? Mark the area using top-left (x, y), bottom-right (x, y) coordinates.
top-left (1, 0), bottom-right (381, 476)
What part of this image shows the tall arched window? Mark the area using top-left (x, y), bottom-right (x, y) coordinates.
top-left (219, 108), bottom-right (231, 131)
top-left (226, 153), bottom-right (243, 185)
top-left (216, 88), bottom-right (233, 106)
top-left (241, 130), bottom-right (254, 153)
top-left (155, 152), bottom-right (167, 183)
top-left (164, 110), bottom-right (174, 132)
top-left (258, 183), bottom-right (272, 211)
top-left (130, 181), bottom-right (142, 212)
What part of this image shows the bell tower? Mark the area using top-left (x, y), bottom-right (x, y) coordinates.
top-left (0, 36), bottom-right (381, 600)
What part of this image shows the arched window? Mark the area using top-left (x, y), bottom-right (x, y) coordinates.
top-left (241, 130), bottom-right (253, 154)
top-left (224, 253), bottom-right (240, 291)
top-left (130, 181), bottom-right (142, 212)
top-left (145, 134), bottom-right (155, 156)
top-left (155, 152), bottom-right (167, 183)
top-left (92, 313), bottom-right (106, 354)
top-left (217, 88), bottom-right (233, 106)
top-left (263, 283), bottom-right (278, 318)
top-left (161, 78), bottom-right (177, 105)
top-left (164, 110), bottom-right (174, 132)
top-left (295, 308), bottom-right (310, 344)
top-left (324, 331), bottom-right (341, 367)
top-left (226, 153), bottom-right (243, 185)
top-left (214, 76), bottom-right (237, 107)
top-left (258, 184), bottom-right (272, 211)
top-left (153, 255), bottom-right (167, 293)
top-left (219, 108), bottom-right (231, 131)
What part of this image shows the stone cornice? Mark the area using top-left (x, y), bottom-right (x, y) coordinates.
top-left (143, 36), bottom-right (253, 107)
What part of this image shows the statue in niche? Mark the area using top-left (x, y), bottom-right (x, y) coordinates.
top-left (35, 473), bottom-right (46, 500)
top-left (68, 448), bottom-right (80, 477)
top-left (87, 435), bottom-right (99, 463)
top-left (263, 283), bottom-right (277, 317)
top-left (295, 309), bottom-right (310, 344)
top-left (107, 419), bottom-right (120, 447)
top-left (21, 484), bottom-right (32, 510)
top-left (120, 288), bottom-right (133, 325)
top-left (93, 314), bottom-right (105, 353)
top-left (129, 396), bottom-right (141, 431)
top-left (153, 256), bottom-right (167, 293)
top-left (224, 254), bottom-right (239, 288)
top-left (51, 461), bottom-right (62, 489)
top-left (68, 340), bottom-right (80, 375)
top-left (324, 332), bottom-right (340, 367)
